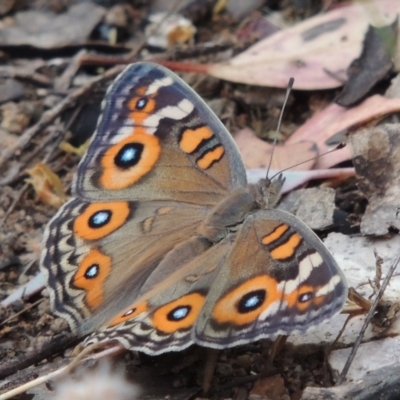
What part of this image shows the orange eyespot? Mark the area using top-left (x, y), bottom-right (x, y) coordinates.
top-left (74, 202), bottom-right (130, 241)
top-left (212, 276), bottom-right (281, 326)
top-left (73, 248), bottom-right (112, 310)
top-left (100, 132), bottom-right (161, 190)
top-left (152, 293), bottom-right (205, 333)
top-left (285, 285), bottom-right (316, 311)
top-left (108, 301), bottom-right (149, 326)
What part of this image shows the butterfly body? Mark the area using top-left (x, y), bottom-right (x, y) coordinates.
top-left (41, 62), bottom-right (347, 355)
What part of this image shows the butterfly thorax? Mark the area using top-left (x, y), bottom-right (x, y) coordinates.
top-left (198, 176), bottom-right (284, 243)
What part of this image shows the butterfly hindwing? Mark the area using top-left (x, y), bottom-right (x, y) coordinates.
top-left (194, 209), bottom-right (347, 348)
top-left (83, 239), bottom-right (232, 355)
top-left (41, 197), bottom-right (210, 333)
top-left (81, 208), bottom-right (347, 354)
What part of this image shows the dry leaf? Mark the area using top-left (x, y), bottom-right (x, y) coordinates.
top-left (336, 20), bottom-right (398, 106)
top-left (25, 163), bottom-right (67, 208)
top-left (59, 139), bottom-right (90, 156)
top-left (247, 168), bottom-right (355, 194)
top-left (234, 127), bottom-right (317, 170)
top-left (0, 3), bottom-right (105, 48)
top-left (287, 95), bottom-right (400, 169)
top-left (146, 13), bottom-right (196, 49)
top-left (208, 0), bottom-right (399, 89)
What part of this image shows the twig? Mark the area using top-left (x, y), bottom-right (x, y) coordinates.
top-left (0, 298), bottom-right (43, 327)
top-left (0, 182), bottom-right (29, 228)
top-left (0, 333), bottom-right (78, 381)
top-left (55, 50), bottom-right (88, 92)
top-left (0, 343), bottom-right (125, 400)
top-left (0, 64), bottom-right (51, 86)
top-left (336, 249), bottom-right (400, 385)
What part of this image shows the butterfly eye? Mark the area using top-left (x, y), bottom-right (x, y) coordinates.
top-left (298, 292), bottom-right (313, 303)
top-left (237, 290), bottom-right (266, 313)
top-left (115, 143), bottom-right (144, 169)
top-left (167, 305), bottom-right (191, 321)
top-left (136, 97), bottom-right (147, 110)
top-left (84, 264), bottom-right (100, 279)
top-left (89, 210), bottom-right (112, 228)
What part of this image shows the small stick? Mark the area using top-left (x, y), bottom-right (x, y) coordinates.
top-left (0, 343), bottom-right (125, 400)
top-left (336, 250), bottom-right (400, 385)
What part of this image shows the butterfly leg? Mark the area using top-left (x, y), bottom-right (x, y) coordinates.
top-left (202, 348), bottom-right (220, 394)
top-left (265, 335), bottom-right (288, 368)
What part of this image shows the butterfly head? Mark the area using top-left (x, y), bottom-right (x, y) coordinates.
top-left (250, 174), bottom-right (286, 210)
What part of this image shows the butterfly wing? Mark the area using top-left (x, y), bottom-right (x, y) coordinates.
top-left (193, 209), bottom-right (347, 349)
top-left (41, 62), bottom-right (248, 336)
top-left (82, 239), bottom-right (232, 355)
top-left (74, 62), bottom-right (247, 205)
top-left (41, 198), bottom-right (210, 333)
top-left (81, 209), bottom-right (346, 355)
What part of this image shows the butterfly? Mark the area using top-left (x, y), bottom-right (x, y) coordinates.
top-left (40, 62), bottom-right (347, 355)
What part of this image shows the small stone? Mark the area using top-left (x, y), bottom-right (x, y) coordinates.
top-left (216, 362), bottom-right (234, 376)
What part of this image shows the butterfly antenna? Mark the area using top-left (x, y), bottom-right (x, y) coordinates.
top-left (268, 142), bottom-right (347, 182)
top-left (266, 77), bottom-right (294, 180)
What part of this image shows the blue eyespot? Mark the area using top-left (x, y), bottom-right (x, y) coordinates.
top-left (85, 264), bottom-right (99, 279)
top-left (299, 292), bottom-right (313, 303)
top-left (167, 306), bottom-right (191, 321)
top-left (115, 143), bottom-right (144, 169)
top-left (237, 290), bottom-right (266, 314)
top-left (89, 210), bottom-right (111, 228)
top-left (136, 98), bottom-right (147, 109)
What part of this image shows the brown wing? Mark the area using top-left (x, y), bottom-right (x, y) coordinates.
top-left (73, 62), bottom-right (247, 205)
top-left (194, 209), bottom-right (348, 349)
top-left (41, 197), bottom-right (209, 333)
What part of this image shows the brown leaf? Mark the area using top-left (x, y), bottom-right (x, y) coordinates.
top-left (234, 127), bottom-right (317, 170)
top-left (0, 3), bottom-right (105, 48)
top-left (25, 163), bottom-right (67, 208)
top-left (208, 0), bottom-right (398, 89)
top-left (336, 20), bottom-right (398, 106)
top-left (287, 95), bottom-right (400, 169)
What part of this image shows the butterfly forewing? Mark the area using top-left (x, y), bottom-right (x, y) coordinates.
top-left (74, 62), bottom-right (247, 205)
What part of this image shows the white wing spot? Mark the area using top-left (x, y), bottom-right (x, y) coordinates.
top-left (146, 76), bottom-right (173, 95)
top-left (110, 126), bottom-right (134, 144)
top-left (143, 114), bottom-right (162, 129)
top-left (259, 301), bottom-right (281, 320)
top-left (178, 99), bottom-right (194, 114)
top-left (278, 252), bottom-right (323, 295)
top-left (316, 274), bottom-right (342, 297)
